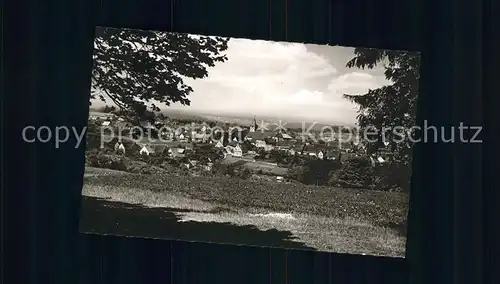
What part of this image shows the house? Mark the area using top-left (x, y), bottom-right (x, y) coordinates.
top-left (114, 142), bottom-right (126, 155)
top-left (276, 133), bottom-right (293, 141)
top-left (245, 131), bottom-right (275, 142)
top-left (215, 141), bottom-right (224, 148)
top-left (114, 141), bottom-right (121, 151)
top-left (300, 144), bottom-right (328, 158)
top-left (192, 133), bottom-right (208, 142)
top-left (232, 144), bottom-right (243, 157)
top-left (277, 137), bottom-right (294, 145)
top-left (255, 140), bottom-right (267, 148)
top-left (266, 144), bottom-right (276, 151)
top-left (317, 150), bottom-right (325, 160)
top-left (161, 131), bottom-right (174, 141)
top-left (178, 133), bottom-right (185, 141)
top-left (139, 144), bottom-right (154, 156)
top-left (170, 148), bottom-right (186, 158)
top-left (174, 128), bottom-right (183, 136)
top-left (276, 139), bottom-right (294, 151)
top-left (224, 141), bottom-right (237, 154)
top-left (303, 149), bottom-right (317, 157)
top-left (202, 163), bottom-right (213, 171)
top-left (101, 121), bottom-right (111, 127)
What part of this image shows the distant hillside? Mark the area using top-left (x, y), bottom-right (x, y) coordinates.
top-left (89, 107), bottom-right (356, 131)
top-left (160, 110), bottom-right (355, 130)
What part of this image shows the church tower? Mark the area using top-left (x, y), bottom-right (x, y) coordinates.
top-left (250, 116), bottom-right (257, 132)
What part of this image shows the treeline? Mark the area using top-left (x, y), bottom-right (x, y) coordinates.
top-left (287, 157), bottom-right (411, 192)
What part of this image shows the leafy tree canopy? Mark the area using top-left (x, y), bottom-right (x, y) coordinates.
top-left (344, 48), bottom-right (420, 165)
top-left (91, 27), bottom-right (229, 124)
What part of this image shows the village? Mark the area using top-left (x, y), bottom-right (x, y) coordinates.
top-left (86, 110), bottom-right (397, 187)
top-left (80, 33), bottom-right (414, 257)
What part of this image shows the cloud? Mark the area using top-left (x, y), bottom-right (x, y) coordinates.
top-left (327, 72), bottom-right (388, 96)
top-left (193, 38), bottom-right (338, 91)
top-left (179, 38), bottom-right (343, 116)
top-left (92, 33), bottom-right (391, 125)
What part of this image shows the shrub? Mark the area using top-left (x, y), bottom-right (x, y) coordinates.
top-left (237, 167), bottom-right (253, 179)
top-left (211, 162), bottom-right (253, 179)
top-left (213, 163), bottom-right (236, 176)
top-left (288, 159), bottom-right (342, 186)
top-left (372, 162), bottom-right (412, 192)
top-left (168, 158), bottom-right (181, 167)
top-left (331, 156), bottom-right (374, 188)
top-left (86, 152), bottom-right (127, 171)
top-left (287, 166), bottom-right (306, 183)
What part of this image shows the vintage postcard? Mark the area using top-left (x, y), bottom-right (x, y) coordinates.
top-left (80, 26), bottom-right (420, 258)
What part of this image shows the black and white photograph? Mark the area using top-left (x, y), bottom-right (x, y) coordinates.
top-left (80, 27), bottom-right (420, 258)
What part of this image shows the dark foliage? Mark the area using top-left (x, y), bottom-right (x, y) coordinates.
top-left (372, 162), bottom-right (412, 192)
top-left (344, 48), bottom-right (420, 165)
top-left (330, 157), bottom-right (375, 188)
top-left (91, 27), bottom-right (229, 124)
top-left (188, 144), bottom-right (225, 164)
top-left (288, 159), bottom-right (343, 186)
top-left (212, 162), bottom-right (252, 180)
top-left (86, 151), bottom-right (127, 171)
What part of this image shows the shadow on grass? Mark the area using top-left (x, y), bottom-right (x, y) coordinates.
top-left (80, 196), bottom-right (315, 251)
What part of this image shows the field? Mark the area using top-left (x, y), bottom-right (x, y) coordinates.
top-left (81, 167), bottom-right (408, 257)
top-left (221, 155), bottom-right (289, 176)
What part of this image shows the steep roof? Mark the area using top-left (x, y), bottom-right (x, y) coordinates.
top-left (140, 144), bottom-right (155, 153)
top-left (245, 131), bottom-right (275, 141)
top-left (300, 143), bottom-right (331, 153)
top-left (276, 132), bottom-right (293, 139)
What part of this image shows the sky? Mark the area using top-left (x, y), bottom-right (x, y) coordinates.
top-left (92, 33), bottom-right (393, 125)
